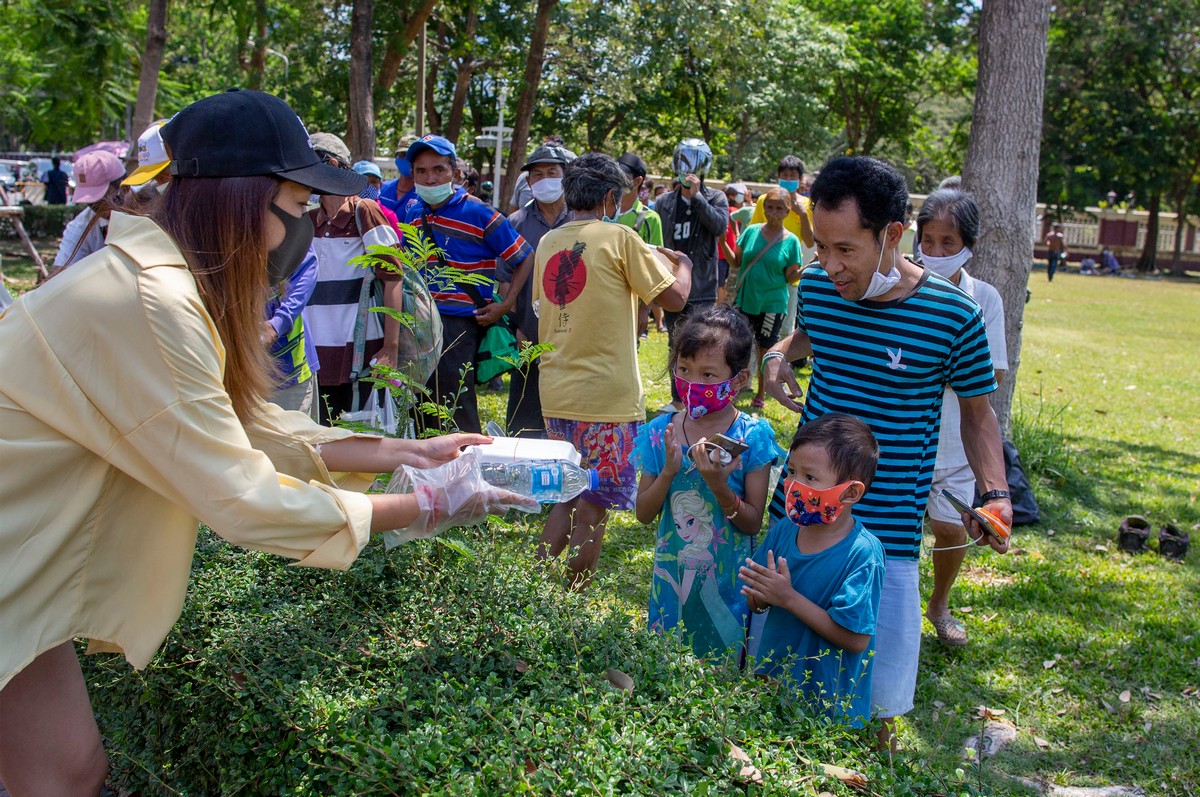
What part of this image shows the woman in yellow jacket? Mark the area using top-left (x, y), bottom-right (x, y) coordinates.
top-left (0, 90), bottom-right (527, 796)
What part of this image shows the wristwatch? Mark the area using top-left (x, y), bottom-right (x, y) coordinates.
top-left (979, 489), bottom-right (1011, 504)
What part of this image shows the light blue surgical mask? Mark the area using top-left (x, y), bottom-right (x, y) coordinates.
top-left (415, 181), bottom-right (455, 206)
top-left (779, 179), bottom-right (800, 193)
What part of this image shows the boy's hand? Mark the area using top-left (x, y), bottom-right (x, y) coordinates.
top-left (662, 422), bottom-right (683, 476)
top-left (739, 550), bottom-right (796, 608)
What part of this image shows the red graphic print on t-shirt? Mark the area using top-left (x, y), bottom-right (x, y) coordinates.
top-left (543, 241), bottom-right (588, 307)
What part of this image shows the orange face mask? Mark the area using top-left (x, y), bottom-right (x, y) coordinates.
top-left (783, 478), bottom-right (858, 526)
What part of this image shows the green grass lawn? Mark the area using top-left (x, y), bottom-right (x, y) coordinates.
top-left (480, 270), bottom-right (1200, 795)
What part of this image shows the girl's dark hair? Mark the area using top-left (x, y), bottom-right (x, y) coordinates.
top-left (668, 304), bottom-right (753, 376)
top-left (150, 175), bottom-right (281, 420)
top-left (790, 413), bottom-right (879, 490)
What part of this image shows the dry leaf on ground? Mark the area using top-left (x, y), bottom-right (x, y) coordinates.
top-left (603, 668), bottom-right (634, 692)
top-left (728, 741), bottom-right (763, 784)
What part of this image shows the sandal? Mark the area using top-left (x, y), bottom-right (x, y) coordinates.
top-left (1117, 516), bottom-right (1151, 553)
top-left (1158, 523), bottom-right (1190, 561)
top-left (928, 613), bottom-right (968, 646)
top-left (750, 397), bottom-right (766, 410)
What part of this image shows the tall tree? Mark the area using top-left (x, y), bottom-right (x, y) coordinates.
top-left (348, 0), bottom-right (376, 160)
top-left (503, 0), bottom-right (560, 201)
top-left (961, 0), bottom-right (1051, 431)
top-left (131, 0), bottom-right (169, 141)
top-left (375, 0), bottom-right (439, 101)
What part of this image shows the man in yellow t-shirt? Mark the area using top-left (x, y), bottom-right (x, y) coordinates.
top-left (533, 153), bottom-right (692, 587)
top-left (751, 155), bottom-right (815, 248)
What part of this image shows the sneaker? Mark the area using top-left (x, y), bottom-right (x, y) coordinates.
top-left (1117, 516), bottom-right (1151, 553)
top-left (1158, 523), bottom-right (1190, 561)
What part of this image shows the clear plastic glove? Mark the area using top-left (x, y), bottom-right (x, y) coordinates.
top-left (382, 449), bottom-right (539, 548)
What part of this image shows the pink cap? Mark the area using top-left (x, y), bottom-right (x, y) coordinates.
top-left (73, 151), bottom-right (126, 204)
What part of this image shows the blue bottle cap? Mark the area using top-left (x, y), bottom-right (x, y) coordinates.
top-left (588, 469), bottom-right (600, 491)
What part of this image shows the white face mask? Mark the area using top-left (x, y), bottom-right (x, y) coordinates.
top-left (530, 176), bottom-right (564, 204)
top-left (917, 243), bottom-right (973, 278)
top-left (860, 230), bottom-right (901, 301)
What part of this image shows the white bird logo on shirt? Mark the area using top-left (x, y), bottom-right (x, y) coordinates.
top-left (886, 347), bottom-right (907, 370)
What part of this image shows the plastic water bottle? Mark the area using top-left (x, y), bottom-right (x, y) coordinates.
top-left (480, 460), bottom-right (600, 504)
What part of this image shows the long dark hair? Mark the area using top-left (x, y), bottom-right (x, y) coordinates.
top-left (151, 176), bottom-right (280, 419)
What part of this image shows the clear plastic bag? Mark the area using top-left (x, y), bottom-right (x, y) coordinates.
top-left (381, 448), bottom-right (539, 549)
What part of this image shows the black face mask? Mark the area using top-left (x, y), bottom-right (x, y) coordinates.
top-left (267, 203), bottom-right (315, 286)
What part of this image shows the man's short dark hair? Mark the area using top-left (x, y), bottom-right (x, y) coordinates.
top-left (809, 157), bottom-right (909, 237)
top-left (563, 152), bottom-right (629, 212)
top-left (778, 155), bottom-right (806, 175)
top-left (790, 412), bottom-right (879, 490)
top-left (917, 188), bottom-right (980, 250)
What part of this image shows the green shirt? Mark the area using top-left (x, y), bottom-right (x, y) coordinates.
top-left (617, 200), bottom-right (664, 248)
top-left (733, 224), bottom-right (801, 315)
top-left (731, 205), bottom-right (754, 226)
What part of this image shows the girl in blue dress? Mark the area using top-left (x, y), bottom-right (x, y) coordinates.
top-left (633, 305), bottom-right (783, 661)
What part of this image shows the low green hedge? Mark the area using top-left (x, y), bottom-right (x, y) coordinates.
top-left (84, 527), bottom-right (974, 795)
top-left (0, 203), bottom-right (78, 240)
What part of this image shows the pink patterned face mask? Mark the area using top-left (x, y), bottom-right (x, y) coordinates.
top-left (674, 374), bottom-right (734, 419)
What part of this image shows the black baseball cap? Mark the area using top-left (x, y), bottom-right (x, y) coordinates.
top-left (617, 152), bottom-right (647, 180)
top-left (521, 144), bottom-right (574, 171)
top-left (161, 88), bottom-right (366, 196)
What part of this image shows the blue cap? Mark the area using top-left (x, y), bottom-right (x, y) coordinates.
top-left (394, 154), bottom-right (412, 178)
top-left (587, 469), bottom-right (600, 491)
top-left (407, 134), bottom-right (457, 163)
top-left (352, 160), bottom-right (382, 179)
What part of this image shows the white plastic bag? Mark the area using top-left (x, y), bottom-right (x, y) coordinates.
top-left (339, 388), bottom-right (398, 435)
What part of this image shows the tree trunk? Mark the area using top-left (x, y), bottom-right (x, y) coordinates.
top-left (1171, 192), bottom-right (1186, 275)
top-left (423, 21), bottom-right (445, 135)
top-left (246, 0), bottom-right (268, 91)
top-left (131, 0), bottom-right (169, 141)
top-left (375, 0), bottom-right (439, 100)
top-left (1135, 192), bottom-right (1160, 273)
top-left (444, 3), bottom-right (480, 143)
top-left (445, 64), bottom-right (476, 143)
top-left (503, 0), bottom-right (560, 204)
top-left (348, 0), bottom-right (376, 161)
top-left (960, 0), bottom-right (1051, 433)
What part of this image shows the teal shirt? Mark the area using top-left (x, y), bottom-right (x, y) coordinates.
top-left (734, 225), bottom-right (801, 315)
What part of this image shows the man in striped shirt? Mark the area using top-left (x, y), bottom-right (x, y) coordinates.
top-left (403, 135), bottom-right (533, 434)
top-left (760, 156), bottom-right (1012, 750)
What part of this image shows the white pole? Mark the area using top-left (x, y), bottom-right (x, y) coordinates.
top-left (493, 86), bottom-right (506, 209)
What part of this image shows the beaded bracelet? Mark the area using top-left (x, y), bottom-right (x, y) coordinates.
top-left (723, 495), bottom-right (742, 520)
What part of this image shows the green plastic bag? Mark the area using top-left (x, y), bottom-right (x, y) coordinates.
top-left (476, 319), bottom-right (520, 383)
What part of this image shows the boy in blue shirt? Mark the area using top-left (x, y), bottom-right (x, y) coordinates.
top-left (739, 413), bottom-right (885, 726)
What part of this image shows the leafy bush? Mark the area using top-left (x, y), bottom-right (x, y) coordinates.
top-left (84, 527), bottom-right (974, 796)
top-left (0, 203), bottom-right (78, 240)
